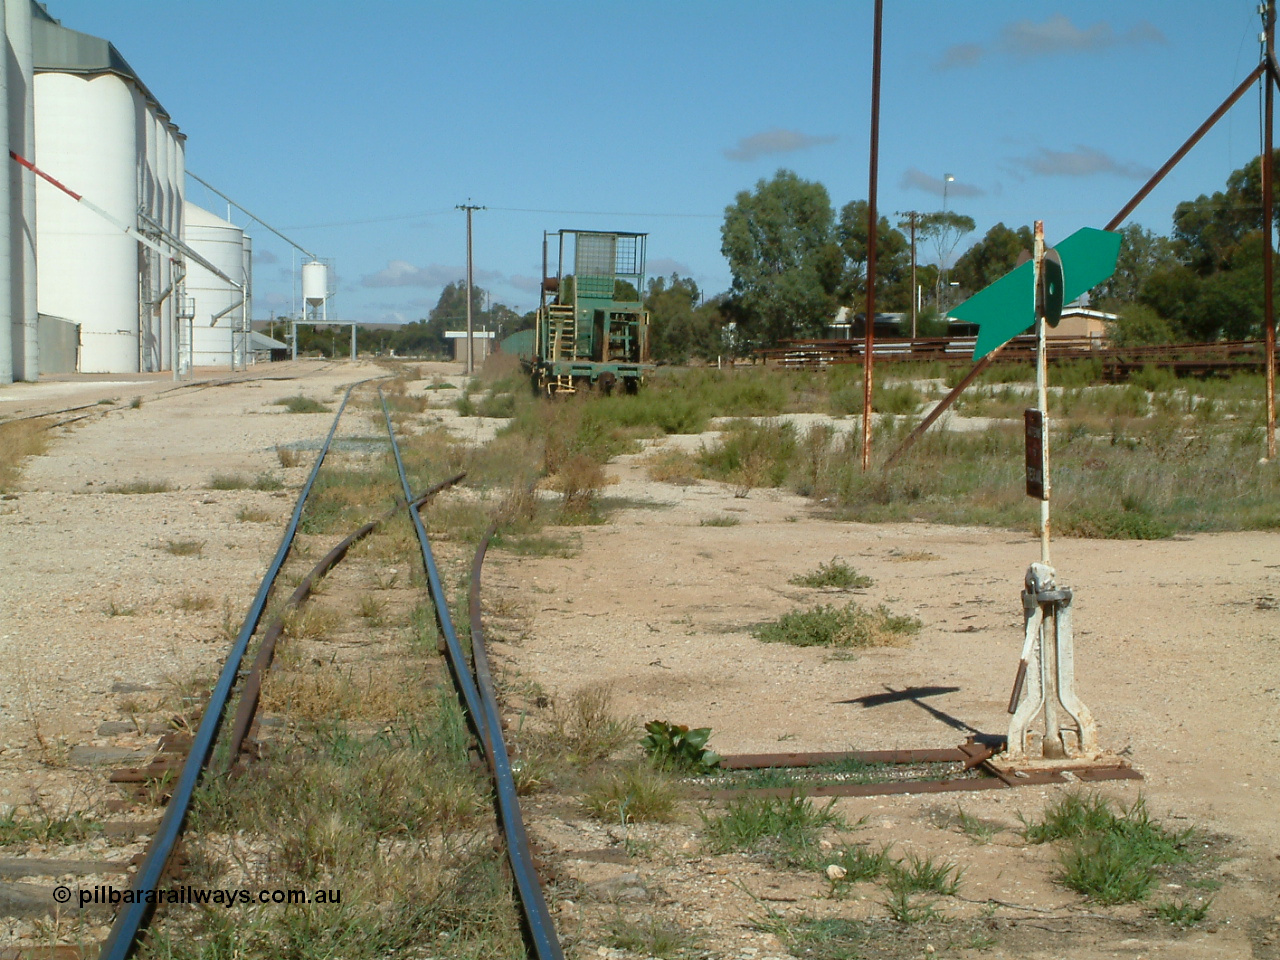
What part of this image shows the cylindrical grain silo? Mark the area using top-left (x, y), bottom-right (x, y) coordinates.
top-left (7, 0), bottom-right (36, 381)
top-left (184, 200), bottom-right (243, 369)
top-left (302, 260), bottom-right (327, 306)
top-left (34, 72), bottom-right (141, 373)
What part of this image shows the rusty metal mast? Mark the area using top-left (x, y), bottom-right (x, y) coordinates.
top-left (862, 0), bottom-right (883, 470)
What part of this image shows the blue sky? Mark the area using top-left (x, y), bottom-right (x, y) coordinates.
top-left (45, 1), bottom-right (1273, 324)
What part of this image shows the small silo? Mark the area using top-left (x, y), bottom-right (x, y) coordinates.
top-left (183, 201), bottom-right (244, 369)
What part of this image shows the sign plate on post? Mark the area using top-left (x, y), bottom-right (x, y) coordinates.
top-left (1024, 409), bottom-right (1047, 500)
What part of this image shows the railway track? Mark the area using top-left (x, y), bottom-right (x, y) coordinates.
top-left (758, 335), bottom-right (1279, 379)
top-left (1, 376), bottom-right (564, 960)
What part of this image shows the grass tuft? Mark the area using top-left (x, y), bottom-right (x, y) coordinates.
top-left (789, 558), bottom-right (873, 589)
top-left (274, 394), bottom-right (328, 414)
top-left (1021, 793), bottom-right (1194, 904)
top-left (606, 914), bottom-right (700, 959)
top-left (755, 601), bottom-right (920, 648)
top-left (581, 762), bottom-right (679, 824)
top-left (106, 479), bottom-right (174, 495)
top-left (698, 514), bottom-right (740, 527)
top-left (163, 539), bottom-right (205, 557)
top-left (702, 794), bottom-right (844, 864)
top-left (1154, 898), bottom-right (1211, 927)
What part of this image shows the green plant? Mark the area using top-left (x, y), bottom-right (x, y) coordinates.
top-left (1058, 832), bottom-right (1160, 904)
top-left (789, 559), bottom-right (873, 589)
top-left (824, 843), bottom-right (894, 885)
top-left (356, 595), bottom-right (384, 626)
top-left (105, 479), bottom-right (174, 494)
top-left (1022, 794), bottom-right (1194, 904)
top-left (175, 594), bottom-right (214, 612)
top-left (236, 506), bottom-right (273, 523)
top-left (699, 514), bottom-right (741, 527)
top-left (754, 602), bottom-right (920, 648)
top-left (606, 914), bottom-right (700, 958)
top-left (275, 395), bottom-right (328, 414)
top-left (888, 852), bottom-right (962, 896)
top-left (581, 762), bottom-right (678, 823)
top-left (0, 810), bottom-right (101, 847)
top-left (882, 885), bottom-right (938, 924)
top-left (953, 806), bottom-right (998, 843)
top-left (163, 539), bottom-right (205, 557)
top-left (1154, 898), bottom-right (1211, 927)
top-left (702, 794), bottom-right (843, 863)
top-left (641, 720), bottom-right (722, 772)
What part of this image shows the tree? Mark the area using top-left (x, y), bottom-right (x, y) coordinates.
top-left (1096, 223), bottom-right (1177, 303)
top-left (917, 210), bottom-right (976, 307)
top-left (950, 222), bottom-right (1032, 297)
top-left (720, 169), bottom-right (843, 344)
top-left (836, 200), bottom-right (912, 313)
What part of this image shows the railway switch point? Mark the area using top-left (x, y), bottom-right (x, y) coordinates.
top-left (998, 562), bottom-right (1104, 771)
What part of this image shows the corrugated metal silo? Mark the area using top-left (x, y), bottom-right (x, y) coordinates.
top-left (34, 72), bottom-right (141, 373)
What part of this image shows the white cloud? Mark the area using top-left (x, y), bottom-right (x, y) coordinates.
top-left (936, 15), bottom-right (1164, 69)
top-left (361, 260), bottom-right (501, 288)
top-left (899, 168), bottom-right (985, 198)
top-left (648, 257), bottom-right (694, 278)
top-left (724, 128), bottom-right (837, 162)
top-left (1013, 145), bottom-right (1149, 179)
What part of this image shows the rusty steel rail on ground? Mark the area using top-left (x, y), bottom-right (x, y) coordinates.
top-left (221, 471), bottom-right (467, 773)
top-left (691, 739), bottom-right (1140, 801)
top-left (381, 389), bottom-right (565, 960)
top-left (99, 378), bottom-right (379, 960)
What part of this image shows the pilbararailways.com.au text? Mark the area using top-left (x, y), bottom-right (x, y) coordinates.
top-left (65, 885), bottom-right (342, 908)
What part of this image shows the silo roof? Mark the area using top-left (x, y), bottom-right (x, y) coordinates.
top-left (31, 2), bottom-right (184, 140)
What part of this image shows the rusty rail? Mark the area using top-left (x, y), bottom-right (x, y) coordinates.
top-left (99, 378), bottom-right (376, 960)
top-left (221, 472), bottom-right (466, 772)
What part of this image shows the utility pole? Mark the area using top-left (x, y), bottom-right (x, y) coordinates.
top-left (899, 211), bottom-right (920, 339)
top-left (861, 0), bottom-right (883, 471)
top-left (457, 201), bottom-right (485, 375)
top-left (1264, 0), bottom-right (1276, 459)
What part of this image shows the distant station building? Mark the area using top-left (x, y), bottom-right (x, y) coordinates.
top-left (444, 329), bottom-right (495, 366)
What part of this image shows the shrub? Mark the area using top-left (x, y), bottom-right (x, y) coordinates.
top-left (755, 602), bottom-right (920, 648)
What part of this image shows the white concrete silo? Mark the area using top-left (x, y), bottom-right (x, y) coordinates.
top-left (34, 72), bottom-right (141, 373)
top-left (184, 201), bottom-right (244, 369)
top-left (7, 0), bottom-right (36, 382)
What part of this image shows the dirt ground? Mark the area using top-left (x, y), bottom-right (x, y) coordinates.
top-left (2, 361), bottom-right (1278, 958)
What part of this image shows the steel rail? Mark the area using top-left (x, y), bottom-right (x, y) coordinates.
top-left (221, 472), bottom-right (467, 772)
top-left (99, 380), bottom-right (373, 960)
top-left (378, 388), bottom-right (564, 960)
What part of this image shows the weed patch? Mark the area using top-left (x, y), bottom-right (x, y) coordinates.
top-left (274, 395), bottom-right (328, 414)
top-left (0, 418), bottom-right (50, 492)
top-left (163, 539), bottom-right (205, 557)
top-left (606, 914), bottom-right (700, 958)
top-left (1021, 794), bottom-right (1195, 904)
top-left (755, 601), bottom-right (919, 648)
top-left (789, 559), bottom-right (872, 589)
top-left (582, 762), bottom-right (679, 824)
top-left (702, 794), bottom-right (844, 864)
top-left (106, 479), bottom-right (174, 494)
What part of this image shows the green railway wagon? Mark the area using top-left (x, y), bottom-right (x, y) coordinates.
top-left (529, 229), bottom-right (651, 395)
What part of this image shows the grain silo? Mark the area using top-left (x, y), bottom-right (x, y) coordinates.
top-left (184, 201), bottom-right (246, 369)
